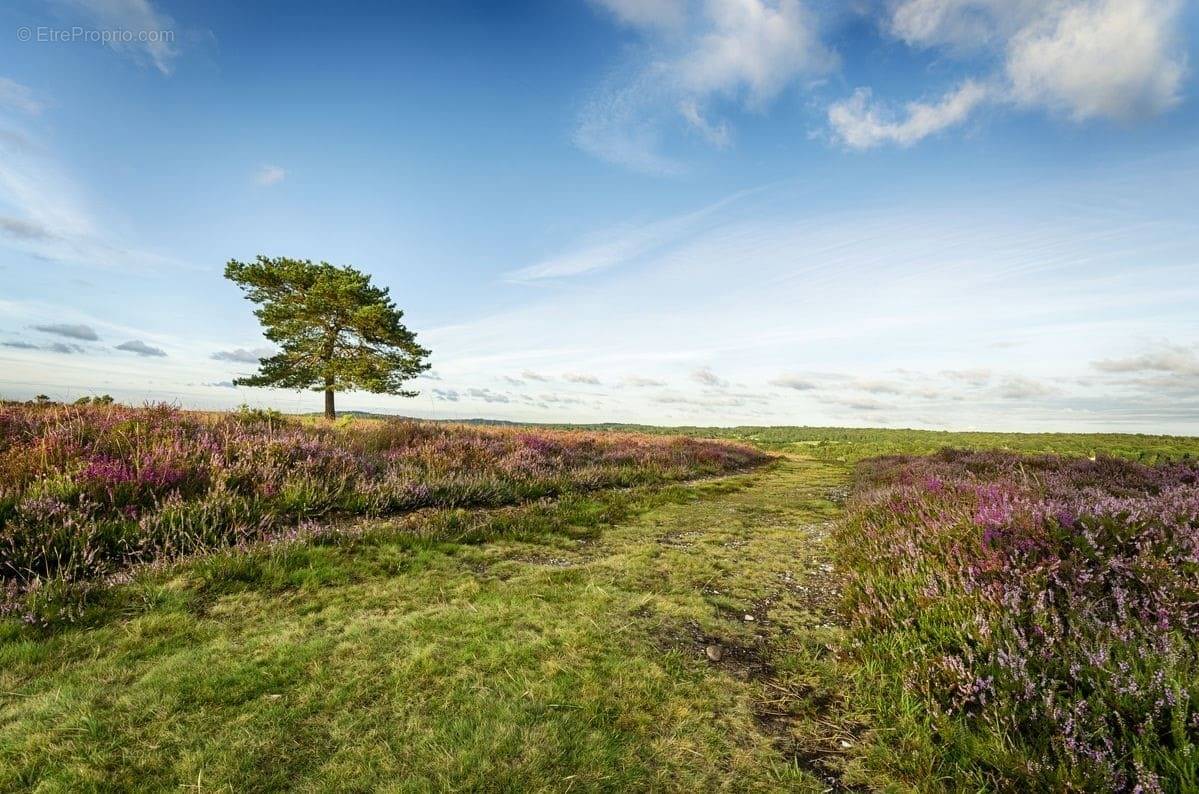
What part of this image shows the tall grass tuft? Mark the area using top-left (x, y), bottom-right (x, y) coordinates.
top-left (841, 450), bottom-right (1199, 791)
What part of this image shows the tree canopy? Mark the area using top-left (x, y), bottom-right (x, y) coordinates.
top-left (224, 256), bottom-right (430, 418)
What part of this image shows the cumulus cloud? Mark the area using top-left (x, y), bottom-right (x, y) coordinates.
top-left (467, 387), bottom-right (511, 404)
top-left (691, 366), bottom-right (728, 387)
top-left (828, 80), bottom-right (988, 148)
top-left (1093, 346), bottom-right (1199, 377)
top-left (116, 339), bottom-right (166, 357)
top-left (654, 393), bottom-right (748, 407)
top-left (888, 0), bottom-right (1042, 50)
top-left (1, 340), bottom-right (39, 350)
top-left (521, 370), bottom-right (551, 382)
top-left (942, 368), bottom-right (993, 386)
top-left (770, 373), bottom-right (819, 391)
top-left (996, 376), bottom-right (1054, 399)
top-left (58, 0), bottom-right (181, 75)
top-left (623, 375), bottom-right (667, 387)
top-left (1005, 0), bottom-right (1185, 121)
top-left (254, 164), bottom-right (287, 186)
top-left (0, 78), bottom-right (43, 115)
top-left (563, 372), bottom-right (602, 385)
top-left (579, 0), bottom-right (835, 172)
top-left (432, 388), bottom-right (461, 402)
top-left (866, 0), bottom-right (1187, 140)
top-left (32, 322), bottom-right (99, 341)
top-left (538, 392), bottom-right (585, 405)
top-left (211, 347), bottom-right (273, 364)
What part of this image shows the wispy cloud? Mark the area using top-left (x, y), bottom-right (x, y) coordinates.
top-left (3, 339), bottom-right (84, 353)
top-left (507, 189), bottom-right (755, 281)
top-left (828, 80), bottom-right (988, 149)
top-left (33, 322), bottom-right (99, 341)
top-left (563, 372), bottom-right (602, 385)
top-left (57, 0), bottom-right (181, 75)
top-left (254, 164), bottom-right (287, 186)
top-left (0, 103), bottom-right (182, 271)
top-left (116, 339), bottom-right (166, 357)
top-left (579, 0), bottom-right (834, 172)
top-left (0, 78), bottom-right (44, 115)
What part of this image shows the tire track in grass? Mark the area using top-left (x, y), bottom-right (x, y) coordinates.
top-left (492, 454), bottom-right (868, 790)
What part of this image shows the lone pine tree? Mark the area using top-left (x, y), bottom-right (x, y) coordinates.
top-left (224, 256), bottom-right (430, 419)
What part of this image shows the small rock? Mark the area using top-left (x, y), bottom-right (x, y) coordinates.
top-left (839, 739), bottom-right (853, 749)
top-left (705, 644), bottom-right (723, 662)
top-left (743, 614), bottom-right (755, 622)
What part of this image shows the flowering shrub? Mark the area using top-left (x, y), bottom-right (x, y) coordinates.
top-left (0, 402), bottom-right (766, 622)
top-left (842, 450), bottom-right (1199, 791)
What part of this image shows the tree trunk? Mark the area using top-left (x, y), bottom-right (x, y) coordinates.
top-left (324, 379), bottom-right (335, 421)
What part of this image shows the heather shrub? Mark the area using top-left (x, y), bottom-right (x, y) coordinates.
top-left (0, 402), bottom-right (766, 622)
top-left (842, 450), bottom-right (1199, 791)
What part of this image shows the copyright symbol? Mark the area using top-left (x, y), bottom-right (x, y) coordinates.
top-left (17, 26), bottom-right (32, 42)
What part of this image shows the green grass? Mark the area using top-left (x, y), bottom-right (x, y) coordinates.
top-left (2, 459), bottom-right (860, 791)
top-left (3, 425), bottom-right (1197, 791)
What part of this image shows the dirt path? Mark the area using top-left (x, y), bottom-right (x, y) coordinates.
top-left (482, 453), bottom-right (863, 788)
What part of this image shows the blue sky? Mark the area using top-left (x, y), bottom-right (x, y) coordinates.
top-left (1, 0), bottom-right (1197, 432)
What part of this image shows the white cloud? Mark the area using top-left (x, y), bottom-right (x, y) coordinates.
top-left (254, 165), bottom-right (287, 186)
top-left (691, 366), bottom-right (728, 387)
top-left (1093, 345), bottom-right (1199, 377)
top-left (828, 80), bottom-right (989, 148)
top-left (579, 0), bottom-right (834, 172)
top-left (888, 0), bottom-right (1042, 51)
top-left (590, 0), bottom-right (686, 31)
top-left (623, 375), bottom-right (667, 387)
top-left (0, 78), bottom-right (44, 115)
top-left (57, 0), bottom-right (181, 75)
top-left (770, 373), bottom-right (819, 391)
top-left (116, 339), bottom-right (166, 357)
top-left (875, 0), bottom-right (1188, 131)
top-left (1005, 0), bottom-right (1185, 121)
top-left (564, 373), bottom-right (602, 384)
top-left (507, 190), bottom-right (752, 280)
top-left (996, 376), bottom-right (1054, 399)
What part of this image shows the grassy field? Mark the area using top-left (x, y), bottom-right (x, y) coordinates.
top-left (2, 417), bottom-right (1198, 790)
